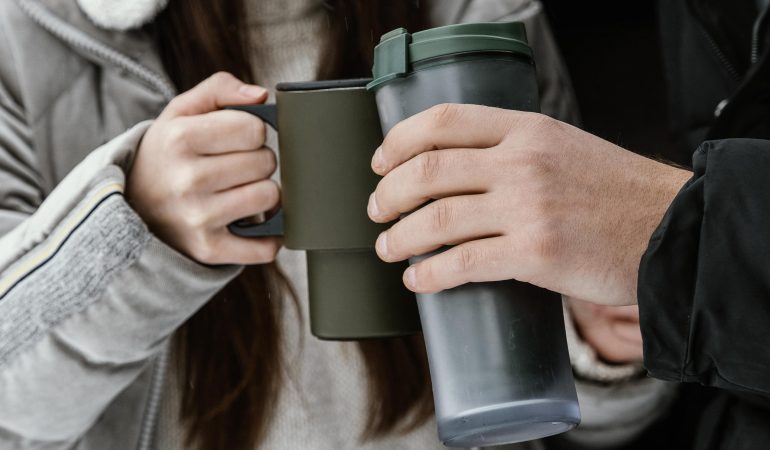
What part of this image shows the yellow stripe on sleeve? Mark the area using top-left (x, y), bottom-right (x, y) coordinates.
top-left (0, 182), bottom-right (125, 298)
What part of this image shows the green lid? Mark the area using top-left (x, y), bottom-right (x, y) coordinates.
top-left (368, 22), bottom-right (533, 91)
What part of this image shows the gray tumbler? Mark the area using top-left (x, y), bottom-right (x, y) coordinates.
top-left (368, 23), bottom-right (580, 447)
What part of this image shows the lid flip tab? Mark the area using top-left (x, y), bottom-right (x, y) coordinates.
top-left (369, 28), bottom-right (412, 89)
top-left (368, 22), bottom-right (534, 91)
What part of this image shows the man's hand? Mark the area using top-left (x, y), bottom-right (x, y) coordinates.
top-left (368, 104), bottom-right (691, 305)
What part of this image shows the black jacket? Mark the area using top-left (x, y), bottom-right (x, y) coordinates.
top-left (639, 0), bottom-right (770, 448)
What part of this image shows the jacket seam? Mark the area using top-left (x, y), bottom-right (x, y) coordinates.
top-left (6, 1), bottom-right (104, 126)
top-left (137, 343), bottom-right (169, 450)
top-left (0, 11), bottom-right (26, 117)
top-left (29, 65), bottom-right (92, 125)
top-left (16, 0), bottom-right (176, 100)
top-left (9, 0), bottom-right (102, 125)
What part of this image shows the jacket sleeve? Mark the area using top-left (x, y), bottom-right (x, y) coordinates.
top-left (638, 138), bottom-right (770, 396)
top-left (0, 68), bottom-right (240, 448)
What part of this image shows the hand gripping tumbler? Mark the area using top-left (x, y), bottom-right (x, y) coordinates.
top-left (367, 23), bottom-right (581, 447)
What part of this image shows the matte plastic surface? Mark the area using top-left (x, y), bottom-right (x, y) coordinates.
top-left (228, 81), bottom-right (421, 339)
top-left (307, 250), bottom-right (419, 339)
top-left (372, 53), bottom-right (580, 445)
top-left (276, 87), bottom-right (388, 250)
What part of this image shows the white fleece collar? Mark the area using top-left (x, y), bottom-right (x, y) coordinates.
top-left (76, 0), bottom-right (168, 30)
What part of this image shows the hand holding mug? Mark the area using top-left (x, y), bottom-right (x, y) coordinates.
top-left (127, 72), bottom-right (281, 265)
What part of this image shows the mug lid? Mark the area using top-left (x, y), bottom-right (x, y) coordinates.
top-left (277, 78), bottom-right (371, 92)
top-left (368, 22), bottom-right (533, 91)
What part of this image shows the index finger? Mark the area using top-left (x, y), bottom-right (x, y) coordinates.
top-left (162, 72), bottom-right (268, 119)
top-left (373, 104), bottom-right (521, 175)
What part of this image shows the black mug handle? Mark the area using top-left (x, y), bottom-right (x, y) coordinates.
top-left (224, 104), bottom-right (283, 238)
top-left (226, 104), bottom-right (278, 129)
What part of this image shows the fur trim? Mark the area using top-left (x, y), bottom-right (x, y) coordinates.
top-left (76, 0), bottom-right (168, 31)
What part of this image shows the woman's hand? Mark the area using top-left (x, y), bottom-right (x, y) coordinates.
top-left (368, 104), bottom-right (691, 306)
top-left (127, 72), bottom-right (281, 265)
top-left (569, 299), bottom-right (643, 363)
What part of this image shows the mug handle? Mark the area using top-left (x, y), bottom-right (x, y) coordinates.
top-left (224, 104), bottom-right (283, 237)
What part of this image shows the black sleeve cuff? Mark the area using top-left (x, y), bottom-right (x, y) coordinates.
top-left (638, 138), bottom-right (770, 396)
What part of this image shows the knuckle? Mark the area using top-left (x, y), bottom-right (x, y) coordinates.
top-left (529, 221), bottom-right (563, 264)
top-left (527, 149), bottom-right (558, 178)
top-left (260, 148), bottom-right (277, 173)
top-left (372, 185), bottom-right (391, 214)
top-left (165, 95), bottom-right (185, 114)
top-left (259, 181), bottom-right (281, 209)
top-left (165, 121), bottom-right (191, 153)
top-left (528, 112), bottom-right (555, 131)
top-left (252, 118), bottom-right (267, 146)
top-left (172, 166), bottom-right (199, 198)
top-left (209, 71), bottom-right (235, 85)
top-left (183, 204), bottom-right (212, 230)
top-left (450, 246), bottom-right (478, 274)
top-left (415, 151), bottom-right (441, 184)
top-left (252, 241), bottom-right (280, 263)
top-left (504, 112), bottom-right (556, 147)
top-left (509, 146), bottom-right (558, 184)
top-left (189, 232), bottom-right (218, 263)
top-left (386, 227), bottom-right (404, 256)
top-left (430, 200), bottom-right (454, 234)
top-left (429, 103), bottom-right (460, 129)
top-left (380, 125), bottom-right (402, 160)
top-left (412, 263), bottom-right (432, 289)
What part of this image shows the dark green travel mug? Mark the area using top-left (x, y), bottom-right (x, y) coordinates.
top-left (227, 79), bottom-right (420, 340)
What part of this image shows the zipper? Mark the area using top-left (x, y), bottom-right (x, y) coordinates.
top-left (696, 23), bottom-right (741, 81)
top-left (687, 0), bottom-right (741, 117)
top-left (686, 0), bottom-right (740, 80)
top-left (751, 4), bottom-right (770, 64)
top-left (699, 24), bottom-right (740, 117)
top-left (16, 0), bottom-right (176, 100)
top-left (137, 342), bottom-right (170, 450)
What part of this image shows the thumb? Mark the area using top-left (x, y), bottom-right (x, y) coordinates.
top-left (162, 72), bottom-right (268, 118)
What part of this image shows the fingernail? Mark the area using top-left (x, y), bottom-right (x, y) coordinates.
top-left (404, 266), bottom-right (417, 290)
top-left (368, 192), bottom-right (381, 218)
top-left (239, 84), bottom-right (267, 98)
top-left (376, 232), bottom-right (388, 258)
top-left (372, 147), bottom-right (386, 172)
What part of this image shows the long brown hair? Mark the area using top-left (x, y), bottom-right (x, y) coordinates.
top-left (154, 1), bottom-right (432, 449)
